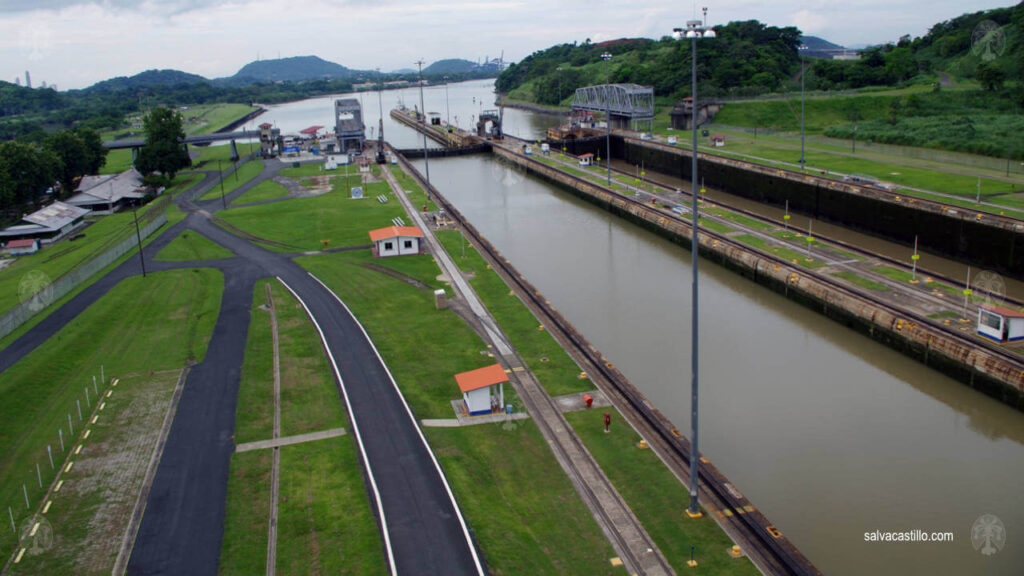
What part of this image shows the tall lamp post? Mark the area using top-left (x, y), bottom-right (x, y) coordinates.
top-left (799, 45), bottom-right (807, 170)
top-left (672, 15), bottom-right (715, 520)
top-left (443, 75), bottom-right (450, 127)
top-left (416, 59), bottom-right (430, 187)
top-left (376, 67), bottom-right (385, 163)
top-left (602, 52), bottom-right (612, 185)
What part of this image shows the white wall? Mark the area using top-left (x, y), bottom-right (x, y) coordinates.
top-left (977, 309), bottom-right (1004, 341)
top-left (464, 387), bottom-right (491, 415)
top-left (1009, 318), bottom-right (1024, 342)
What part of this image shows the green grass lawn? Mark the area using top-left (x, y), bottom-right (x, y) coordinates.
top-left (299, 250), bottom-right (627, 573)
top-left (221, 179), bottom-right (403, 251)
top-left (155, 230), bottom-right (234, 262)
top-left (192, 143), bottom-right (255, 167)
top-left (100, 148), bottom-right (134, 175)
top-left (279, 162), bottom-right (328, 179)
top-left (563, 411), bottom-right (760, 576)
top-left (275, 437), bottom-right (386, 576)
top-left (233, 180), bottom-right (290, 205)
top-left (0, 268), bottom-right (223, 559)
top-left (218, 450), bottom-right (272, 576)
top-left (426, 423), bottom-right (626, 575)
top-left (220, 279), bottom-right (385, 576)
top-left (436, 230), bottom-right (591, 397)
top-left (733, 234), bottom-right (828, 269)
top-left (388, 165), bottom-right (437, 212)
top-left (181, 103), bottom-right (257, 136)
top-left (0, 199), bottom-right (168, 317)
top-left (233, 281), bottom-right (275, 446)
top-left (831, 270), bottom-right (888, 291)
top-left (198, 159), bottom-right (264, 202)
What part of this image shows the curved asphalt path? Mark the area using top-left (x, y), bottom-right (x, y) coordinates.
top-left (0, 158), bottom-right (484, 575)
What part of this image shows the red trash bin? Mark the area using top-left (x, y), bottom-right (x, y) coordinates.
top-left (583, 394), bottom-right (593, 408)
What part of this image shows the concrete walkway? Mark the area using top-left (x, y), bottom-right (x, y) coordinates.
top-left (383, 160), bottom-right (674, 576)
top-left (235, 428), bottom-right (348, 453)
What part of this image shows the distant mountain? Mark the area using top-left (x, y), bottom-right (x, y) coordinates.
top-left (422, 59), bottom-right (479, 75)
top-left (85, 69), bottom-right (210, 92)
top-left (391, 68), bottom-right (416, 75)
top-left (228, 55), bottom-right (354, 83)
top-left (799, 36), bottom-right (852, 58)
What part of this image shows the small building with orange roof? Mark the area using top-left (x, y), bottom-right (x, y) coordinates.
top-left (368, 225), bottom-right (425, 258)
top-left (977, 304), bottom-right (1024, 343)
top-left (454, 363), bottom-right (507, 416)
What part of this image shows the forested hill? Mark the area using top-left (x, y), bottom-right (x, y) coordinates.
top-left (496, 21), bottom-right (802, 103)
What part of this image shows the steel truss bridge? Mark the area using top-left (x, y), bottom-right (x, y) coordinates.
top-left (571, 84), bottom-right (654, 131)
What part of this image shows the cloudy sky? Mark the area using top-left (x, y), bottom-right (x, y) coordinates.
top-left (0, 0), bottom-right (1013, 90)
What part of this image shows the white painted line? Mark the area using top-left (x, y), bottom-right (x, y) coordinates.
top-left (74, 445), bottom-right (82, 455)
top-left (106, 389), bottom-right (112, 398)
top-left (65, 462), bottom-right (73, 473)
top-left (42, 500), bottom-right (51, 514)
top-left (83, 429), bottom-right (90, 439)
top-left (13, 548), bottom-right (24, 564)
top-left (54, 480), bottom-right (63, 492)
top-left (29, 522), bottom-right (39, 537)
top-left (276, 277), bottom-right (397, 576)
top-left (111, 378), bottom-right (119, 387)
top-left (99, 402), bottom-right (105, 411)
top-left (307, 272), bottom-right (485, 575)
top-left (90, 415), bottom-right (98, 425)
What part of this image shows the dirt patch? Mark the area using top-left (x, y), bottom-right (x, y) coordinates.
top-left (8, 372), bottom-right (180, 576)
top-left (303, 175), bottom-right (334, 195)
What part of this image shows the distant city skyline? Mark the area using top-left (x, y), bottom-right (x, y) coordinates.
top-left (0, 0), bottom-right (1014, 90)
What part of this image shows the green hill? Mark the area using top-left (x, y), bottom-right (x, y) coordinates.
top-left (84, 69), bottom-right (210, 92)
top-left (422, 59), bottom-right (479, 75)
top-left (229, 55), bottom-right (355, 83)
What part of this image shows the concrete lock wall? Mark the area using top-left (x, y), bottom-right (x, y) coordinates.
top-left (493, 144), bottom-right (1024, 412)
top-left (0, 211), bottom-right (168, 340)
top-left (562, 135), bottom-right (1024, 280)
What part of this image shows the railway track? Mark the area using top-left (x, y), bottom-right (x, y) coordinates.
top-left (391, 147), bottom-right (820, 575)
top-left (496, 136), bottom-right (1024, 373)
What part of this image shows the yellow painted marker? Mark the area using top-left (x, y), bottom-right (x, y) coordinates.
top-left (54, 480), bottom-right (63, 492)
top-left (83, 429), bottom-right (91, 439)
top-left (75, 445), bottom-right (82, 455)
top-left (65, 461), bottom-right (73, 473)
top-left (42, 500), bottom-right (51, 514)
top-left (14, 548), bottom-right (25, 564)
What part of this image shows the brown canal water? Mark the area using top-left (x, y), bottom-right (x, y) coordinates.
top-left (608, 158), bottom-right (1024, 302)
top-left (413, 154), bottom-right (1024, 576)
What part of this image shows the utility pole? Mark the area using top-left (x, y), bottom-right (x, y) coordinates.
top-left (602, 52), bottom-right (613, 185)
top-left (133, 207), bottom-right (147, 278)
top-left (416, 60), bottom-right (431, 187)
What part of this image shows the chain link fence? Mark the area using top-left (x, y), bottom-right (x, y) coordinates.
top-left (0, 195), bottom-right (171, 340)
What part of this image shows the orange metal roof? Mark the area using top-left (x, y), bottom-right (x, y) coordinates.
top-left (368, 226), bottom-right (425, 243)
top-left (5, 239), bottom-right (36, 248)
top-left (455, 364), bottom-right (508, 393)
top-left (980, 304), bottom-right (1024, 319)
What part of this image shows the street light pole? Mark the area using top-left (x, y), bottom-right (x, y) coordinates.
top-left (416, 59), bottom-right (431, 187)
top-left (444, 75), bottom-right (450, 127)
top-left (799, 46), bottom-right (806, 171)
top-left (673, 15), bottom-right (715, 520)
top-left (602, 52), bottom-right (612, 186)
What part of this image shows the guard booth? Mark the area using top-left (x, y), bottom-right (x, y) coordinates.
top-left (454, 364), bottom-right (508, 416)
top-left (977, 304), bottom-right (1024, 343)
top-left (579, 153), bottom-right (594, 167)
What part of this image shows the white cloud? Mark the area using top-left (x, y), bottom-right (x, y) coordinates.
top-left (0, 0), bottom-right (1010, 89)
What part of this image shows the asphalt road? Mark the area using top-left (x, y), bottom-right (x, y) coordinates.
top-left (0, 160), bottom-right (484, 575)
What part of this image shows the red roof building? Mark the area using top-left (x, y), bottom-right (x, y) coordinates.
top-left (368, 226), bottom-right (425, 258)
top-left (454, 364), bottom-right (508, 415)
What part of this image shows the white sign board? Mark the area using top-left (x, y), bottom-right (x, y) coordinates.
top-left (351, 186), bottom-right (363, 199)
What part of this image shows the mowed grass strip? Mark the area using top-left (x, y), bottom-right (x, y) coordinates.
top-left (233, 180), bottom-right (290, 205)
top-left (233, 280), bottom-right (276, 445)
top-left (275, 437), bottom-right (386, 576)
top-left (221, 279), bottom-right (385, 576)
top-left (299, 251), bottom-right (624, 573)
top-left (0, 268), bottom-right (223, 559)
top-left (217, 450), bottom-right (272, 576)
top-left (270, 280), bottom-right (347, 437)
top-left (563, 410), bottom-right (760, 576)
top-left (199, 159), bottom-right (264, 202)
top-left (155, 230), bottom-right (234, 262)
top-left (221, 179), bottom-right (405, 252)
top-left (435, 230), bottom-right (591, 397)
top-left (426, 423), bottom-right (625, 576)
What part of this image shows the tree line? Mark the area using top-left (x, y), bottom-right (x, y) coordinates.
top-left (0, 128), bottom-right (106, 219)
